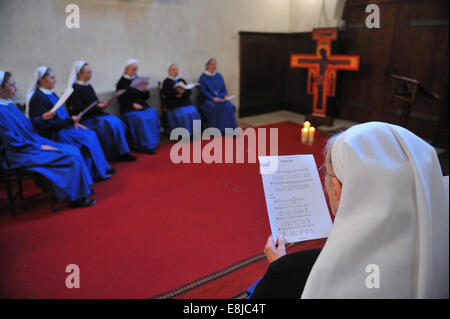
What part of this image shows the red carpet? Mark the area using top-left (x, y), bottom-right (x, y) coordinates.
top-left (0, 121), bottom-right (331, 298)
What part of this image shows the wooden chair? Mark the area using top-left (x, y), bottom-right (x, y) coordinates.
top-left (0, 145), bottom-right (56, 216)
top-left (390, 74), bottom-right (440, 127)
top-left (158, 81), bottom-right (170, 137)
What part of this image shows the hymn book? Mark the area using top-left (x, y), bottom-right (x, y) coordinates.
top-left (174, 82), bottom-right (198, 90)
top-left (130, 76), bottom-right (150, 90)
top-left (259, 155), bottom-right (333, 244)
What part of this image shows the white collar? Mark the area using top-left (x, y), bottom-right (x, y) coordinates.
top-left (167, 76), bottom-right (179, 81)
top-left (123, 74), bottom-right (137, 80)
top-left (75, 80), bottom-right (90, 86)
top-left (39, 87), bottom-right (54, 95)
top-left (0, 98), bottom-right (12, 106)
top-left (203, 70), bottom-right (217, 77)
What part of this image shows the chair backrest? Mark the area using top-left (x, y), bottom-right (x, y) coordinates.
top-left (158, 81), bottom-right (167, 111)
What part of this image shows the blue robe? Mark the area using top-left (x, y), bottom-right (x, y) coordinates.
top-left (162, 77), bottom-right (201, 136)
top-left (198, 72), bottom-right (237, 132)
top-left (0, 100), bottom-right (93, 202)
top-left (116, 76), bottom-right (160, 151)
top-left (67, 83), bottom-right (130, 161)
top-left (28, 89), bottom-right (111, 181)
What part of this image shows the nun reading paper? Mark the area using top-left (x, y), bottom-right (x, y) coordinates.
top-left (259, 155), bottom-right (332, 244)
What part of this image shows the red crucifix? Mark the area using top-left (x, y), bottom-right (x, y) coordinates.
top-left (291, 28), bottom-right (360, 119)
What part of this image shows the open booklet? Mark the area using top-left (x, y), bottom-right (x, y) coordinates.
top-left (259, 154), bottom-right (333, 244)
top-left (174, 82), bottom-right (198, 90)
top-left (130, 76), bottom-right (150, 90)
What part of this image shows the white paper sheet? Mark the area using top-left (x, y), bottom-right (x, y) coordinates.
top-left (443, 175), bottom-right (449, 200)
top-left (50, 87), bottom-right (74, 113)
top-left (259, 154), bottom-right (333, 244)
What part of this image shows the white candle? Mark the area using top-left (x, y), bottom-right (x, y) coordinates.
top-left (308, 127), bottom-right (315, 143)
top-left (303, 121), bottom-right (311, 129)
top-left (301, 127), bottom-right (309, 143)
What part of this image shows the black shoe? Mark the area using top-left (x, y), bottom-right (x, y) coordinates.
top-left (90, 188), bottom-right (96, 196)
top-left (107, 167), bottom-right (117, 175)
top-left (70, 197), bottom-right (97, 208)
top-left (144, 149), bottom-right (156, 155)
top-left (120, 153), bottom-right (138, 162)
top-left (94, 174), bottom-right (112, 183)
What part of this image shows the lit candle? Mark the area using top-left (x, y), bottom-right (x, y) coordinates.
top-left (308, 126), bottom-right (315, 143)
top-left (301, 127), bottom-right (309, 143)
top-left (303, 121), bottom-right (311, 129)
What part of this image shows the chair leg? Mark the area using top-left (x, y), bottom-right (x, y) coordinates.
top-left (18, 176), bottom-right (24, 200)
top-left (5, 178), bottom-right (16, 216)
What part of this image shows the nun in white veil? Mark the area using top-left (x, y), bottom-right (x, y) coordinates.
top-left (115, 59), bottom-right (160, 154)
top-left (252, 122), bottom-right (448, 299)
top-left (161, 63), bottom-right (201, 136)
top-left (65, 60), bottom-right (135, 162)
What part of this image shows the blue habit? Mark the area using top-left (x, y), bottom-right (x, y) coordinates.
top-left (82, 116), bottom-right (129, 160)
top-left (166, 105), bottom-right (200, 136)
top-left (67, 83), bottom-right (130, 161)
top-left (198, 72), bottom-right (237, 132)
top-left (161, 77), bottom-right (201, 136)
top-left (0, 100), bottom-right (93, 202)
top-left (29, 89), bottom-right (111, 181)
top-left (116, 76), bottom-right (160, 151)
top-left (122, 108), bottom-right (160, 151)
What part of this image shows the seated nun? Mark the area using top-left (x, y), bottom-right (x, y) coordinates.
top-left (250, 122), bottom-right (449, 299)
top-left (27, 66), bottom-right (114, 182)
top-left (161, 63), bottom-right (201, 136)
top-left (116, 59), bottom-right (160, 155)
top-left (0, 70), bottom-right (96, 208)
top-left (197, 58), bottom-right (237, 133)
top-left (66, 61), bottom-right (136, 162)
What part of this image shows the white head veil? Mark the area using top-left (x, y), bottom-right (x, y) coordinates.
top-left (301, 122), bottom-right (449, 299)
top-left (203, 58), bottom-right (217, 76)
top-left (124, 59), bottom-right (138, 79)
top-left (126, 58), bottom-right (138, 68)
top-left (26, 66), bottom-right (49, 118)
top-left (67, 60), bottom-right (87, 90)
top-left (0, 70), bottom-right (5, 86)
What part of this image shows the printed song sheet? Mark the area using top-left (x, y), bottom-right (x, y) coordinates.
top-left (259, 155), bottom-right (333, 244)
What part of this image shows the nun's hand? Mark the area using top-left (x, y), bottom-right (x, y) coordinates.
top-left (98, 102), bottom-right (108, 109)
top-left (74, 122), bottom-right (88, 130)
top-left (41, 144), bottom-right (58, 151)
top-left (212, 97), bottom-right (223, 103)
top-left (42, 111), bottom-right (55, 120)
top-left (72, 115), bottom-right (81, 123)
top-left (264, 235), bottom-right (287, 263)
top-left (133, 103), bottom-right (144, 110)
